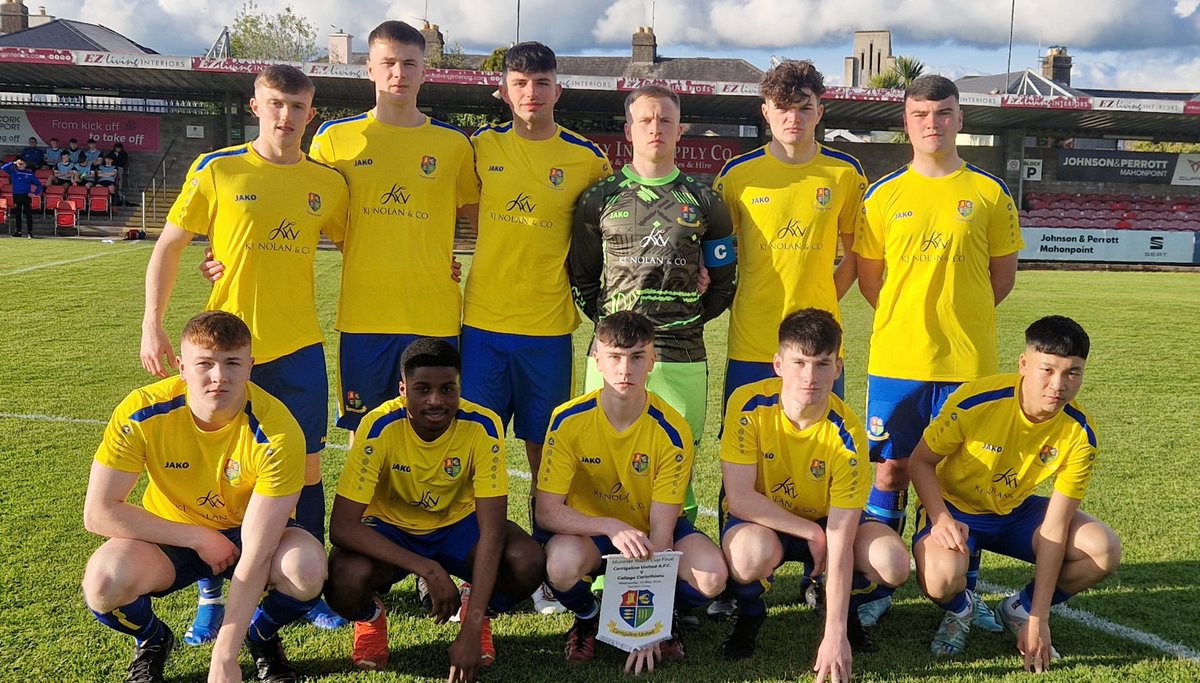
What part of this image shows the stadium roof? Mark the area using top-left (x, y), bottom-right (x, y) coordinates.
top-left (456, 53), bottom-right (763, 83)
top-left (0, 19), bottom-right (156, 54)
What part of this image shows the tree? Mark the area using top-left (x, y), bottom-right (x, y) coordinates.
top-left (867, 55), bottom-right (926, 90)
top-left (230, 0), bottom-right (319, 62)
top-left (1130, 141), bottom-right (1200, 153)
top-left (427, 42), bottom-right (470, 69)
top-left (480, 47), bottom-right (508, 73)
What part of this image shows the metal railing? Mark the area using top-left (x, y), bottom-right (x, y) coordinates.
top-left (139, 138), bottom-right (180, 231)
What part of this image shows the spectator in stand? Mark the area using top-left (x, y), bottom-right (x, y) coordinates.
top-left (95, 156), bottom-right (120, 195)
top-left (83, 138), bottom-right (104, 166)
top-left (74, 156), bottom-right (96, 188)
top-left (108, 142), bottom-right (129, 171)
top-left (52, 151), bottom-right (77, 185)
top-left (66, 138), bottom-right (82, 164)
top-left (45, 138), bottom-right (63, 168)
top-left (19, 137), bottom-right (44, 169)
top-left (1, 158), bottom-right (43, 238)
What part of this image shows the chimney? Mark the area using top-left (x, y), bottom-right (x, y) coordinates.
top-left (632, 26), bottom-right (656, 64)
top-left (327, 28), bottom-right (352, 64)
top-left (420, 21), bottom-right (444, 65)
top-left (28, 4), bottom-right (51, 28)
top-left (1, 0), bottom-right (30, 35)
top-left (1041, 46), bottom-right (1072, 86)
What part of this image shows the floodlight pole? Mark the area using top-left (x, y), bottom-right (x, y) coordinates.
top-left (1006, 0), bottom-right (1016, 91)
top-left (516, 0), bottom-right (521, 43)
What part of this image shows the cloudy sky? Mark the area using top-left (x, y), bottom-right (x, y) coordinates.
top-left (33, 0), bottom-right (1200, 91)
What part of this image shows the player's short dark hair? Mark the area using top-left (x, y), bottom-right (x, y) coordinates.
top-left (182, 311), bottom-right (251, 352)
top-left (369, 20), bottom-right (425, 50)
top-left (778, 308), bottom-right (841, 356)
top-left (68, 138), bottom-right (78, 144)
top-left (504, 41), bottom-right (556, 75)
top-left (624, 84), bottom-right (680, 119)
top-left (905, 74), bottom-right (959, 103)
top-left (759, 59), bottom-right (826, 107)
top-left (401, 338), bottom-right (461, 378)
top-left (595, 311), bottom-right (655, 349)
top-left (1025, 315), bottom-right (1090, 359)
top-left (254, 64), bottom-right (314, 95)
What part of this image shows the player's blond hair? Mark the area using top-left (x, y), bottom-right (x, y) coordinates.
top-left (624, 84), bottom-right (680, 119)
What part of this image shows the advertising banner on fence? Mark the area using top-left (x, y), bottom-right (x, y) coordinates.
top-left (0, 109), bottom-right (160, 151)
top-left (1056, 150), bottom-right (1178, 183)
top-left (597, 551), bottom-right (681, 653)
top-left (1020, 228), bottom-right (1195, 263)
top-left (588, 134), bottom-right (750, 176)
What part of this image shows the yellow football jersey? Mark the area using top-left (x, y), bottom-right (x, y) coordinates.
top-left (95, 377), bottom-right (305, 530)
top-left (716, 145), bottom-right (867, 362)
top-left (538, 390), bottom-right (694, 533)
top-left (854, 163), bottom-right (1023, 381)
top-left (464, 124), bottom-right (612, 335)
top-left (168, 143), bottom-right (348, 363)
top-left (721, 378), bottom-right (870, 521)
top-left (923, 373), bottom-right (1098, 516)
top-left (336, 396), bottom-right (507, 534)
top-left (310, 113), bottom-right (479, 336)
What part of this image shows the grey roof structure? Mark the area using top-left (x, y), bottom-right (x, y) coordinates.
top-left (457, 53), bottom-right (762, 83)
top-left (0, 18), bottom-right (157, 54)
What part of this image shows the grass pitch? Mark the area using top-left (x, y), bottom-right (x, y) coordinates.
top-left (1, 238), bottom-right (1198, 681)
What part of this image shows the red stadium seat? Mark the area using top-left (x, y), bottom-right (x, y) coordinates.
top-left (0, 197), bottom-right (7, 224)
top-left (88, 187), bottom-right (111, 218)
top-left (55, 199), bottom-right (79, 236)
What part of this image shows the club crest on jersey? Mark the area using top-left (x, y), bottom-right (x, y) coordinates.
top-left (442, 457), bottom-right (462, 478)
top-left (957, 199), bottom-right (975, 219)
top-left (808, 458), bottom-right (827, 480)
top-left (549, 167), bottom-right (564, 187)
top-left (345, 390), bottom-right (364, 412)
top-left (420, 155), bottom-right (437, 176)
top-left (1038, 444), bottom-right (1059, 465)
top-left (815, 187), bottom-right (832, 208)
top-left (631, 452), bottom-right (650, 475)
top-left (223, 459), bottom-right (241, 482)
top-left (307, 192), bottom-right (322, 213)
top-left (867, 416), bottom-right (889, 440)
top-left (677, 203), bottom-right (700, 227)
top-left (619, 589), bottom-right (655, 628)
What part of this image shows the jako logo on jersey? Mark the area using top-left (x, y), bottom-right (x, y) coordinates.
top-left (677, 203), bottom-right (700, 227)
top-left (354, 158), bottom-right (374, 167)
top-left (630, 453), bottom-right (650, 475)
top-left (307, 192), bottom-right (321, 213)
top-left (235, 194), bottom-right (257, 202)
top-left (982, 443), bottom-right (1004, 454)
top-left (581, 456), bottom-right (602, 465)
top-left (391, 463), bottom-right (412, 473)
top-left (957, 199), bottom-right (975, 218)
top-left (420, 155), bottom-right (437, 175)
top-left (549, 167), bottom-right (564, 186)
top-left (164, 461), bottom-right (189, 470)
top-left (506, 192), bottom-right (536, 213)
top-left (808, 459), bottom-right (826, 480)
top-left (750, 196), bottom-right (770, 204)
top-left (893, 210), bottom-right (914, 220)
top-left (380, 184), bottom-right (410, 205)
top-left (920, 231), bottom-right (951, 251)
top-left (640, 227), bottom-right (669, 248)
top-left (269, 220), bottom-right (299, 240)
top-left (488, 165), bottom-right (504, 172)
top-left (815, 187), bottom-right (832, 207)
top-left (442, 457), bottom-right (462, 478)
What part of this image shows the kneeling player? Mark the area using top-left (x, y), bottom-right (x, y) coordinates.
top-left (720, 309), bottom-right (909, 679)
top-left (911, 315), bottom-right (1121, 669)
top-left (325, 339), bottom-right (545, 681)
top-left (82, 312), bottom-right (325, 683)
top-left (536, 311), bottom-right (728, 674)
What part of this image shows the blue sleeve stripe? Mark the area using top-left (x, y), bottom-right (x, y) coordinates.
top-left (242, 402), bottom-right (271, 445)
top-left (863, 166), bottom-right (908, 201)
top-left (825, 408), bottom-right (857, 454)
top-left (194, 147), bottom-right (248, 172)
top-left (646, 405), bottom-right (684, 449)
top-left (430, 118), bottom-right (470, 139)
top-left (1062, 404), bottom-right (1098, 448)
top-left (366, 407), bottom-right (408, 440)
top-left (702, 234), bottom-right (736, 267)
top-left (820, 146), bottom-right (866, 177)
top-left (740, 393), bottom-right (779, 413)
top-left (314, 112), bottom-right (368, 136)
top-left (964, 162), bottom-right (1013, 198)
top-left (716, 147), bottom-right (765, 179)
top-left (549, 397), bottom-right (597, 433)
top-left (456, 409), bottom-right (500, 440)
top-left (957, 386), bottom-right (1014, 410)
top-left (558, 130), bottom-right (606, 158)
top-left (128, 395), bottom-right (187, 423)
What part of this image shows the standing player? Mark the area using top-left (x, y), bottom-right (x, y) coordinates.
top-left (83, 311), bottom-right (327, 683)
top-left (463, 40), bottom-right (611, 493)
top-left (140, 65), bottom-right (349, 642)
top-left (910, 316), bottom-right (1120, 667)
top-left (853, 74), bottom-right (1022, 627)
top-left (720, 310), bottom-right (909, 672)
top-left (309, 20), bottom-right (478, 438)
top-left (325, 339), bottom-right (545, 678)
top-left (536, 311), bottom-right (728, 672)
top-left (715, 60), bottom-right (865, 403)
top-left (569, 85), bottom-right (737, 519)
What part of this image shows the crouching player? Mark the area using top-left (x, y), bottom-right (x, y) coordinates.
top-left (324, 339), bottom-right (545, 681)
top-left (535, 311), bottom-right (728, 674)
top-left (911, 315), bottom-right (1121, 669)
top-left (720, 309), bottom-right (909, 679)
top-left (82, 311), bottom-right (325, 683)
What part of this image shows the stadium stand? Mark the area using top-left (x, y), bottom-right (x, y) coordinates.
top-left (1021, 192), bottom-right (1199, 231)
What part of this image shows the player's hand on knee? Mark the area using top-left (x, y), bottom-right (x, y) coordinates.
top-left (193, 529), bottom-right (240, 575)
top-left (930, 516), bottom-right (970, 554)
top-left (199, 247), bottom-right (225, 282)
top-left (812, 633), bottom-right (853, 683)
top-left (805, 526), bottom-right (828, 577)
top-left (611, 527), bottom-right (653, 560)
top-left (423, 565), bottom-right (461, 624)
top-left (1019, 616), bottom-right (1053, 673)
top-left (139, 325), bottom-right (176, 378)
top-left (624, 643), bottom-right (660, 675)
top-left (450, 256), bottom-right (463, 283)
top-left (447, 631), bottom-right (482, 683)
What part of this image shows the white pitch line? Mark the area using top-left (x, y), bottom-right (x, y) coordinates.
top-left (0, 412), bottom-right (106, 424)
top-left (0, 246), bottom-right (145, 277)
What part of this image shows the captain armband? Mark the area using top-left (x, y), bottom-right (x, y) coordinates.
top-left (702, 235), bottom-right (736, 268)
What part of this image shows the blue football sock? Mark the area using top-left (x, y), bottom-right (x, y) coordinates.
top-left (197, 577), bottom-right (223, 601)
top-left (1018, 582), bottom-right (1074, 612)
top-left (966, 548), bottom-right (982, 593)
top-left (248, 590), bottom-right (318, 643)
top-left (849, 573), bottom-right (896, 610)
top-left (550, 580), bottom-right (598, 618)
top-left (729, 575), bottom-right (772, 618)
top-left (296, 481), bottom-right (326, 544)
top-left (92, 596), bottom-right (165, 646)
top-left (936, 590), bottom-right (971, 618)
top-left (865, 487), bottom-right (908, 534)
top-left (676, 579), bottom-right (710, 610)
